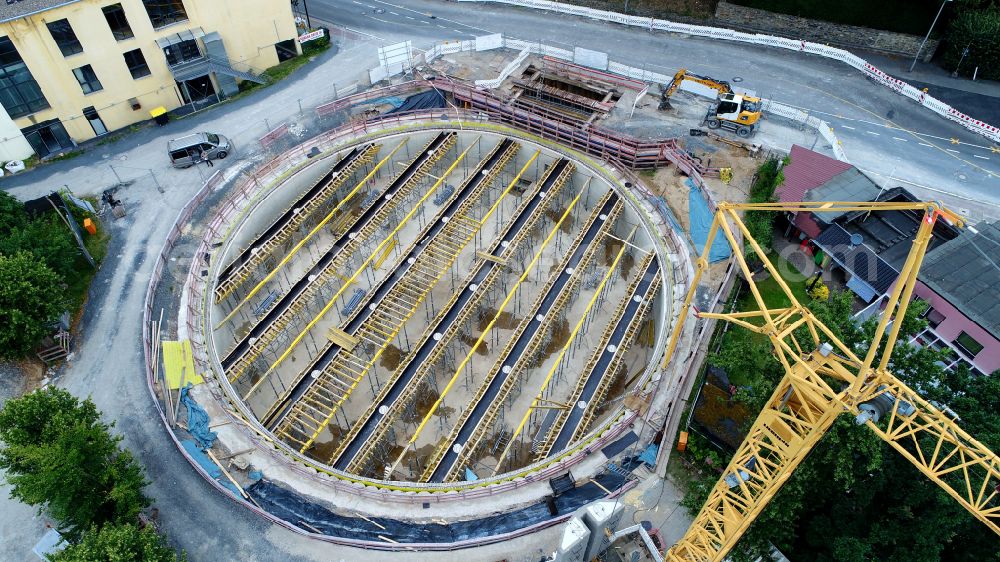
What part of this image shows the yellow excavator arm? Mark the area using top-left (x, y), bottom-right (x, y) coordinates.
top-left (661, 201), bottom-right (1000, 561)
top-left (660, 68), bottom-right (734, 110)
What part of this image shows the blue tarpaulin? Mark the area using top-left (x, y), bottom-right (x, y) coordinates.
top-left (638, 443), bottom-right (658, 466)
top-left (181, 440), bottom-right (221, 479)
top-left (688, 179), bottom-right (732, 262)
top-left (179, 384), bottom-right (217, 449)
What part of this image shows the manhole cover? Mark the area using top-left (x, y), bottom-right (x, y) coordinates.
top-left (956, 172), bottom-right (968, 182)
top-left (732, 76), bottom-right (743, 82)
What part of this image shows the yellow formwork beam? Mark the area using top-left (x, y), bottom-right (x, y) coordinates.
top-left (385, 185), bottom-right (583, 480)
top-left (287, 147), bottom-right (538, 455)
top-left (242, 137), bottom-right (477, 400)
top-left (216, 138), bottom-right (409, 328)
top-left (491, 226), bottom-right (637, 476)
top-left (334, 154), bottom-right (558, 470)
top-left (215, 144), bottom-right (380, 303)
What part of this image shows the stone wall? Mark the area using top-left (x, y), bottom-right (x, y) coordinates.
top-left (715, 1), bottom-right (939, 61)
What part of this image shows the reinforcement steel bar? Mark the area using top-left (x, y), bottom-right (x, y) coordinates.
top-left (271, 139), bottom-right (523, 452)
top-left (247, 133), bottom-right (469, 415)
top-left (428, 193), bottom-right (622, 483)
top-left (542, 254), bottom-right (660, 458)
top-left (215, 137), bottom-right (412, 328)
top-left (341, 159), bottom-right (576, 474)
top-left (383, 177), bottom-right (589, 480)
top-left (490, 229), bottom-right (648, 475)
top-left (215, 144), bottom-right (379, 302)
top-left (222, 133), bottom-right (456, 383)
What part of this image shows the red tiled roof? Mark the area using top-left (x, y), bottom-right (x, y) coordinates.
top-left (776, 145), bottom-right (853, 202)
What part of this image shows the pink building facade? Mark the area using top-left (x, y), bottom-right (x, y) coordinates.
top-left (908, 280), bottom-right (1000, 375)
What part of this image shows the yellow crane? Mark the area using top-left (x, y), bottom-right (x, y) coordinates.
top-left (658, 68), bottom-right (763, 138)
top-left (660, 200), bottom-right (1000, 561)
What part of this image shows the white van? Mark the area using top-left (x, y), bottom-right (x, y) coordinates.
top-left (168, 132), bottom-right (233, 168)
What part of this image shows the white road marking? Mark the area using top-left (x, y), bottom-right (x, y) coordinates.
top-left (866, 131), bottom-right (880, 136)
top-left (369, 16), bottom-right (393, 24)
top-left (454, 29), bottom-right (464, 33)
top-left (437, 24), bottom-right (447, 28)
top-left (841, 125), bottom-right (856, 130)
top-left (370, 0), bottom-right (494, 33)
top-left (973, 155), bottom-right (990, 160)
top-left (893, 137), bottom-right (908, 142)
top-left (405, 15), bottom-right (414, 19)
top-left (389, 11), bottom-right (399, 15)
top-left (919, 143), bottom-right (933, 147)
top-left (946, 149), bottom-right (960, 153)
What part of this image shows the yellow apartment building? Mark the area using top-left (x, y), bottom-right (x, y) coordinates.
top-left (0, 0), bottom-right (300, 160)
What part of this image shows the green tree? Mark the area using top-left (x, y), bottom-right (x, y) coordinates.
top-left (0, 252), bottom-right (68, 358)
top-left (941, 8), bottom-right (1000, 81)
top-left (48, 523), bottom-right (184, 562)
top-left (0, 191), bottom-right (28, 235)
top-left (0, 388), bottom-right (149, 540)
top-left (743, 158), bottom-right (786, 255)
top-left (0, 215), bottom-right (80, 279)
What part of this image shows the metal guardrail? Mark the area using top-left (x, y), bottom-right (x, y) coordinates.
top-left (457, 0), bottom-right (1000, 145)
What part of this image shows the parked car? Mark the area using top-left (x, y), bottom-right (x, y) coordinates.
top-left (168, 132), bottom-right (233, 168)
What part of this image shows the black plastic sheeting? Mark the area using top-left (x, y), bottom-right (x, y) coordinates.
top-left (388, 90), bottom-right (446, 114)
top-left (247, 456), bottom-right (642, 543)
top-left (601, 431), bottom-right (639, 459)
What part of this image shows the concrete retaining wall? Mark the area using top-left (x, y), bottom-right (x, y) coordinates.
top-left (715, 1), bottom-right (939, 61)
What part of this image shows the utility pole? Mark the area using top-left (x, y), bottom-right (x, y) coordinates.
top-left (909, 0), bottom-right (951, 72)
top-left (301, 0), bottom-right (312, 29)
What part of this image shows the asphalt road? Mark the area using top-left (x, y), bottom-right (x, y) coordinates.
top-left (306, 0), bottom-right (1000, 220)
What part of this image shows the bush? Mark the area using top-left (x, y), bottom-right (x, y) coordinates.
top-left (0, 252), bottom-right (68, 358)
top-left (49, 523), bottom-right (184, 562)
top-left (0, 214), bottom-right (80, 279)
top-left (0, 388), bottom-right (149, 539)
top-left (940, 8), bottom-right (1000, 80)
top-left (807, 277), bottom-right (830, 301)
top-left (0, 191), bottom-right (28, 232)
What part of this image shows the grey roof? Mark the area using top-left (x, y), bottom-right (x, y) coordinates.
top-left (920, 221), bottom-right (1000, 338)
top-left (804, 168), bottom-right (882, 224)
top-left (0, 0), bottom-right (80, 24)
top-left (814, 223), bottom-right (899, 294)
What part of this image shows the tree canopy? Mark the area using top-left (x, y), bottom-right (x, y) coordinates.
top-left (0, 388), bottom-right (149, 540)
top-left (0, 252), bottom-right (68, 358)
top-left (48, 523), bottom-right (184, 562)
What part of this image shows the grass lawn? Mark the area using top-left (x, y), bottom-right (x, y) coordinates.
top-left (717, 252), bottom-right (812, 387)
top-left (65, 198), bottom-right (111, 314)
top-left (736, 252), bottom-right (810, 311)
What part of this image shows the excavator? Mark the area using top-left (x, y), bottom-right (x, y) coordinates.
top-left (659, 68), bottom-right (763, 138)
top-left (659, 200), bottom-right (1000, 561)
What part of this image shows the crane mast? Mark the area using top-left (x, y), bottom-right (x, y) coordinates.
top-left (660, 201), bottom-right (1000, 561)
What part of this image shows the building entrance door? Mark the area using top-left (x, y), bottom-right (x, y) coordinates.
top-left (20, 119), bottom-right (73, 158)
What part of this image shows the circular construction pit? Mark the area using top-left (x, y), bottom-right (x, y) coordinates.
top-left (207, 125), bottom-right (673, 487)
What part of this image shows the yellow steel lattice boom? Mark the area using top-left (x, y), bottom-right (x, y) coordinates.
top-left (663, 201), bottom-right (1000, 562)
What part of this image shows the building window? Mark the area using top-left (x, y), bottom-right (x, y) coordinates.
top-left (954, 331), bottom-right (984, 358)
top-left (0, 37), bottom-right (49, 118)
top-left (102, 4), bottom-right (134, 41)
top-left (72, 65), bottom-right (103, 94)
top-left (163, 39), bottom-right (201, 66)
top-left (123, 49), bottom-right (150, 79)
top-left (141, 0), bottom-right (188, 29)
top-left (46, 19), bottom-right (83, 57)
